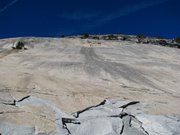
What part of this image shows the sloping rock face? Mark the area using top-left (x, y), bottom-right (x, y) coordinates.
top-left (0, 96), bottom-right (179, 135)
top-left (0, 37), bottom-right (180, 134)
top-left (0, 37), bottom-right (180, 115)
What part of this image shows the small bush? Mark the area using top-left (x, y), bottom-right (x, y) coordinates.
top-left (175, 37), bottom-right (180, 43)
top-left (157, 39), bottom-right (167, 45)
top-left (12, 41), bottom-right (25, 49)
top-left (137, 34), bottom-right (146, 43)
top-left (137, 34), bottom-right (146, 39)
top-left (102, 36), bottom-right (108, 40)
top-left (107, 35), bottom-right (118, 40)
top-left (142, 39), bottom-right (150, 44)
top-left (82, 33), bottom-right (89, 39)
top-left (60, 34), bottom-right (65, 38)
top-left (92, 36), bottom-right (100, 40)
top-left (121, 36), bottom-right (128, 41)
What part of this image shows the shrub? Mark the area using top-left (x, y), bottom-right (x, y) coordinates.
top-left (102, 36), bottom-right (108, 40)
top-left (137, 34), bottom-right (146, 43)
top-left (60, 34), bottom-right (65, 38)
top-left (157, 39), bottom-right (167, 45)
top-left (175, 37), bottom-right (180, 43)
top-left (137, 34), bottom-right (146, 39)
top-left (121, 36), bottom-right (128, 41)
top-left (82, 33), bottom-right (89, 39)
top-left (107, 35), bottom-right (118, 40)
top-left (141, 39), bottom-right (150, 44)
top-left (92, 36), bottom-right (100, 40)
top-left (12, 41), bottom-right (25, 49)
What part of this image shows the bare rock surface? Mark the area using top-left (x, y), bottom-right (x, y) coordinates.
top-left (0, 96), bottom-right (180, 135)
top-left (0, 37), bottom-right (180, 134)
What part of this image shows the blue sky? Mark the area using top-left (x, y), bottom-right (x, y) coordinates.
top-left (0, 0), bottom-right (180, 39)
